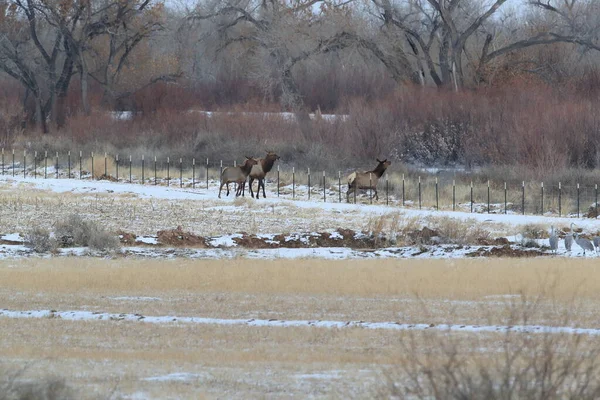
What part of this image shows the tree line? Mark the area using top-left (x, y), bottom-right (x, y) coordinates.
top-left (1, 0), bottom-right (600, 136)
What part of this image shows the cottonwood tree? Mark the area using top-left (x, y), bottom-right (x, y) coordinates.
top-left (357, 0), bottom-right (600, 88)
top-left (0, 0), bottom-right (179, 132)
top-left (189, 0), bottom-right (356, 135)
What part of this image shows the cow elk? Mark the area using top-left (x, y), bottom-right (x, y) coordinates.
top-left (249, 151), bottom-right (280, 199)
top-left (218, 157), bottom-right (258, 198)
top-left (346, 158), bottom-right (391, 202)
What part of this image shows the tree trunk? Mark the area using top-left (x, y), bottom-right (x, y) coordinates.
top-left (35, 98), bottom-right (48, 134)
top-left (80, 55), bottom-right (90, 116)
top-left (281, 64), bottom-right (313, 139)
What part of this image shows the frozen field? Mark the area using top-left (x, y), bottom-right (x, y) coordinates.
top-left (1, 175), bottom-right (600, 398)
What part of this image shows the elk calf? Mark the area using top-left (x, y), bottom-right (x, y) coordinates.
top-left (249, 151), bottom-right (280, 199)
top-left (346, 158), bottom-right (391, 202)
top-left (218, 157), bottom-right (258, 198)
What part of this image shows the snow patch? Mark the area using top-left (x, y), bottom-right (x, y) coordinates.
top-left (1, 308), bottom-right (599, 336)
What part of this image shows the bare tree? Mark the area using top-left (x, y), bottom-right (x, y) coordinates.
top-left (0, 0), bottom-right (179, 132)
top-left (189, 1), bottom-right (356, 135)
top-left (358, 0), bottom-right (600, 88)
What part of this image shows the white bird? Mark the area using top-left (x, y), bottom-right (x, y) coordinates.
top-left (549, 225), bottom-right (558, 254)
top-left (565, 223), bottom-right (574, 252)
top-left (575, 232), bottom-right (595, 256)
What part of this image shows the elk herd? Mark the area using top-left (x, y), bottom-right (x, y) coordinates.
top-left (218, 151), bottom-right (391, 202)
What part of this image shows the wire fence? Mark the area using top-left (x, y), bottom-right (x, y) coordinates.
top-left (1, 149), bottom-right (599, 218)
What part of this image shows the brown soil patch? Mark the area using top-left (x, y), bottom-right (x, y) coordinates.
top-left (468, 245), bottom-right (545, 258)
top-left (117, 231), bottom-right (137, 245)
top-left (97, 174), bottom-right (118, 182)
top-left (157, 226), bottom-right (207, 247)
top-left (232, 229), bottom-right (380, 249)
top-left (233, 234), bottom-right (278, 249)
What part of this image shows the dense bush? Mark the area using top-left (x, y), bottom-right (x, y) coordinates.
top-left (55, 214), bottom-right (120, 251)
top-left (4, 82), bottom-right (600, 175)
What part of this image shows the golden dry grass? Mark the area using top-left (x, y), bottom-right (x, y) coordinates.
top-left (1, 257), bottom-right (599, 326)
top-left (2, 257), bottom-right (599, 398)
top-left (0, 257), bottom-right (597, 299)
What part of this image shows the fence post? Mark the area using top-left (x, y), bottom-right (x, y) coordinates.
top-left (308, 167), bottom-right (311, 200)
top-left (453, 180), bottom-right (456, 211)
top-left (487, 180), bottom-right (490, 214)
top-left (323, 171), bottom-right (326, 202)
top-left (1, 148), bottom-right (3, 175)
top-left (104, 153), bottom-right (107, 178)
top-left (386, 174), bottom-right (389, 206)
top-left (44, 151), bottom-right (47, 178)
top-left (206, 158), bottom-right (209, 190)
top-left (192, 158), bottom-right (195, 189)
top-left (34, 151), bottom-right (37, 178)
top-left (129, 155), bottom-right (132, 183)
top-left (338, 171), bottom-right (341, 203)
top-left (91, 152), bottom-right (94, 179)
top-left (418, 176), bottom-right (421, 209)
top-left (292, 167), bottom-right (295, 199)
top-left (116, 155), bottom-right (119, 181)
top-left (142, 155), bottom-right (145, 184)
top-left (167, 157), bottom-right (170, 186)
top-left (370, 173), bottom-right (373, 205)
top-left (154, 156), bottom-right (157, 185)
top-left (594, 183), bottom-right (598, 216)
top-left (79, 151), bottom-right (82, 178)
top-left (402, 174), bottom-right (405, 206)
top-left (68, 151), bottom-right (71, 178)
top-left (577, 183), bottom-right (580, 218)
top-left (180, 158), bottom-right (183, 188)
top-left (12, 149), bottom-right (15, 177)
top-left (354, 170), bottom-right (357, 204)
top-left (558, 182), bottom-right (562, 217)
top-left (470, 181), bottom-right (473, 213)
top-left (55, 152), bottom-right (58, 179)
top-left (522, 181), bottom-right (525, 215)
top-left (23, 150), bottom-right (26, 178)
top-left (277, 165), bottom-right (280, 197)
top-left (435, 177), bottom-right (439, 210)
top-left (504, 182), bottom-right (507, 214)
top-left (541, 182), bottom-right (544, 215)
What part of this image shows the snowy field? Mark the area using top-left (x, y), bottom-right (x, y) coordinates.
top-left (1, 174), bottom-right (600, 398)
top-left (1, 174), bottom-right (599, 259)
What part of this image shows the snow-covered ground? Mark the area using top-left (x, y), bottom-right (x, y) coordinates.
top-left (1, 175), bottom-right (599, 259)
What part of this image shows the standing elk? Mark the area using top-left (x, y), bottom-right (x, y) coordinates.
top-left (248, 151), bottom-right (280, 199)
top-left (346, 158), bottom-right (391, 202)
top-left (218, 157), bottom-right (258, 198)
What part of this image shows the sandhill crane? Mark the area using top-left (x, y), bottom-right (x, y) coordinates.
top-left (593, 236), bottom-right (600, 254)
top-left (565, 223), bottom-right (574, 252)
top-left (575, 233), bottom-right (595, 256)
top-left (549, 225), bottom-right (558, 254)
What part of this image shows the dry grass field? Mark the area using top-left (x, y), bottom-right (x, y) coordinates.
top-left (2, 258), bottom-right (600, 399)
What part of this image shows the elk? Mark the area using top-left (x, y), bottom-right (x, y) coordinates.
top-left (248, 151), bottom-right (280, 199)
top-left (346, 158), bottom-right (391, 202)
top-left (218, 157), bottom-right (258, 198)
